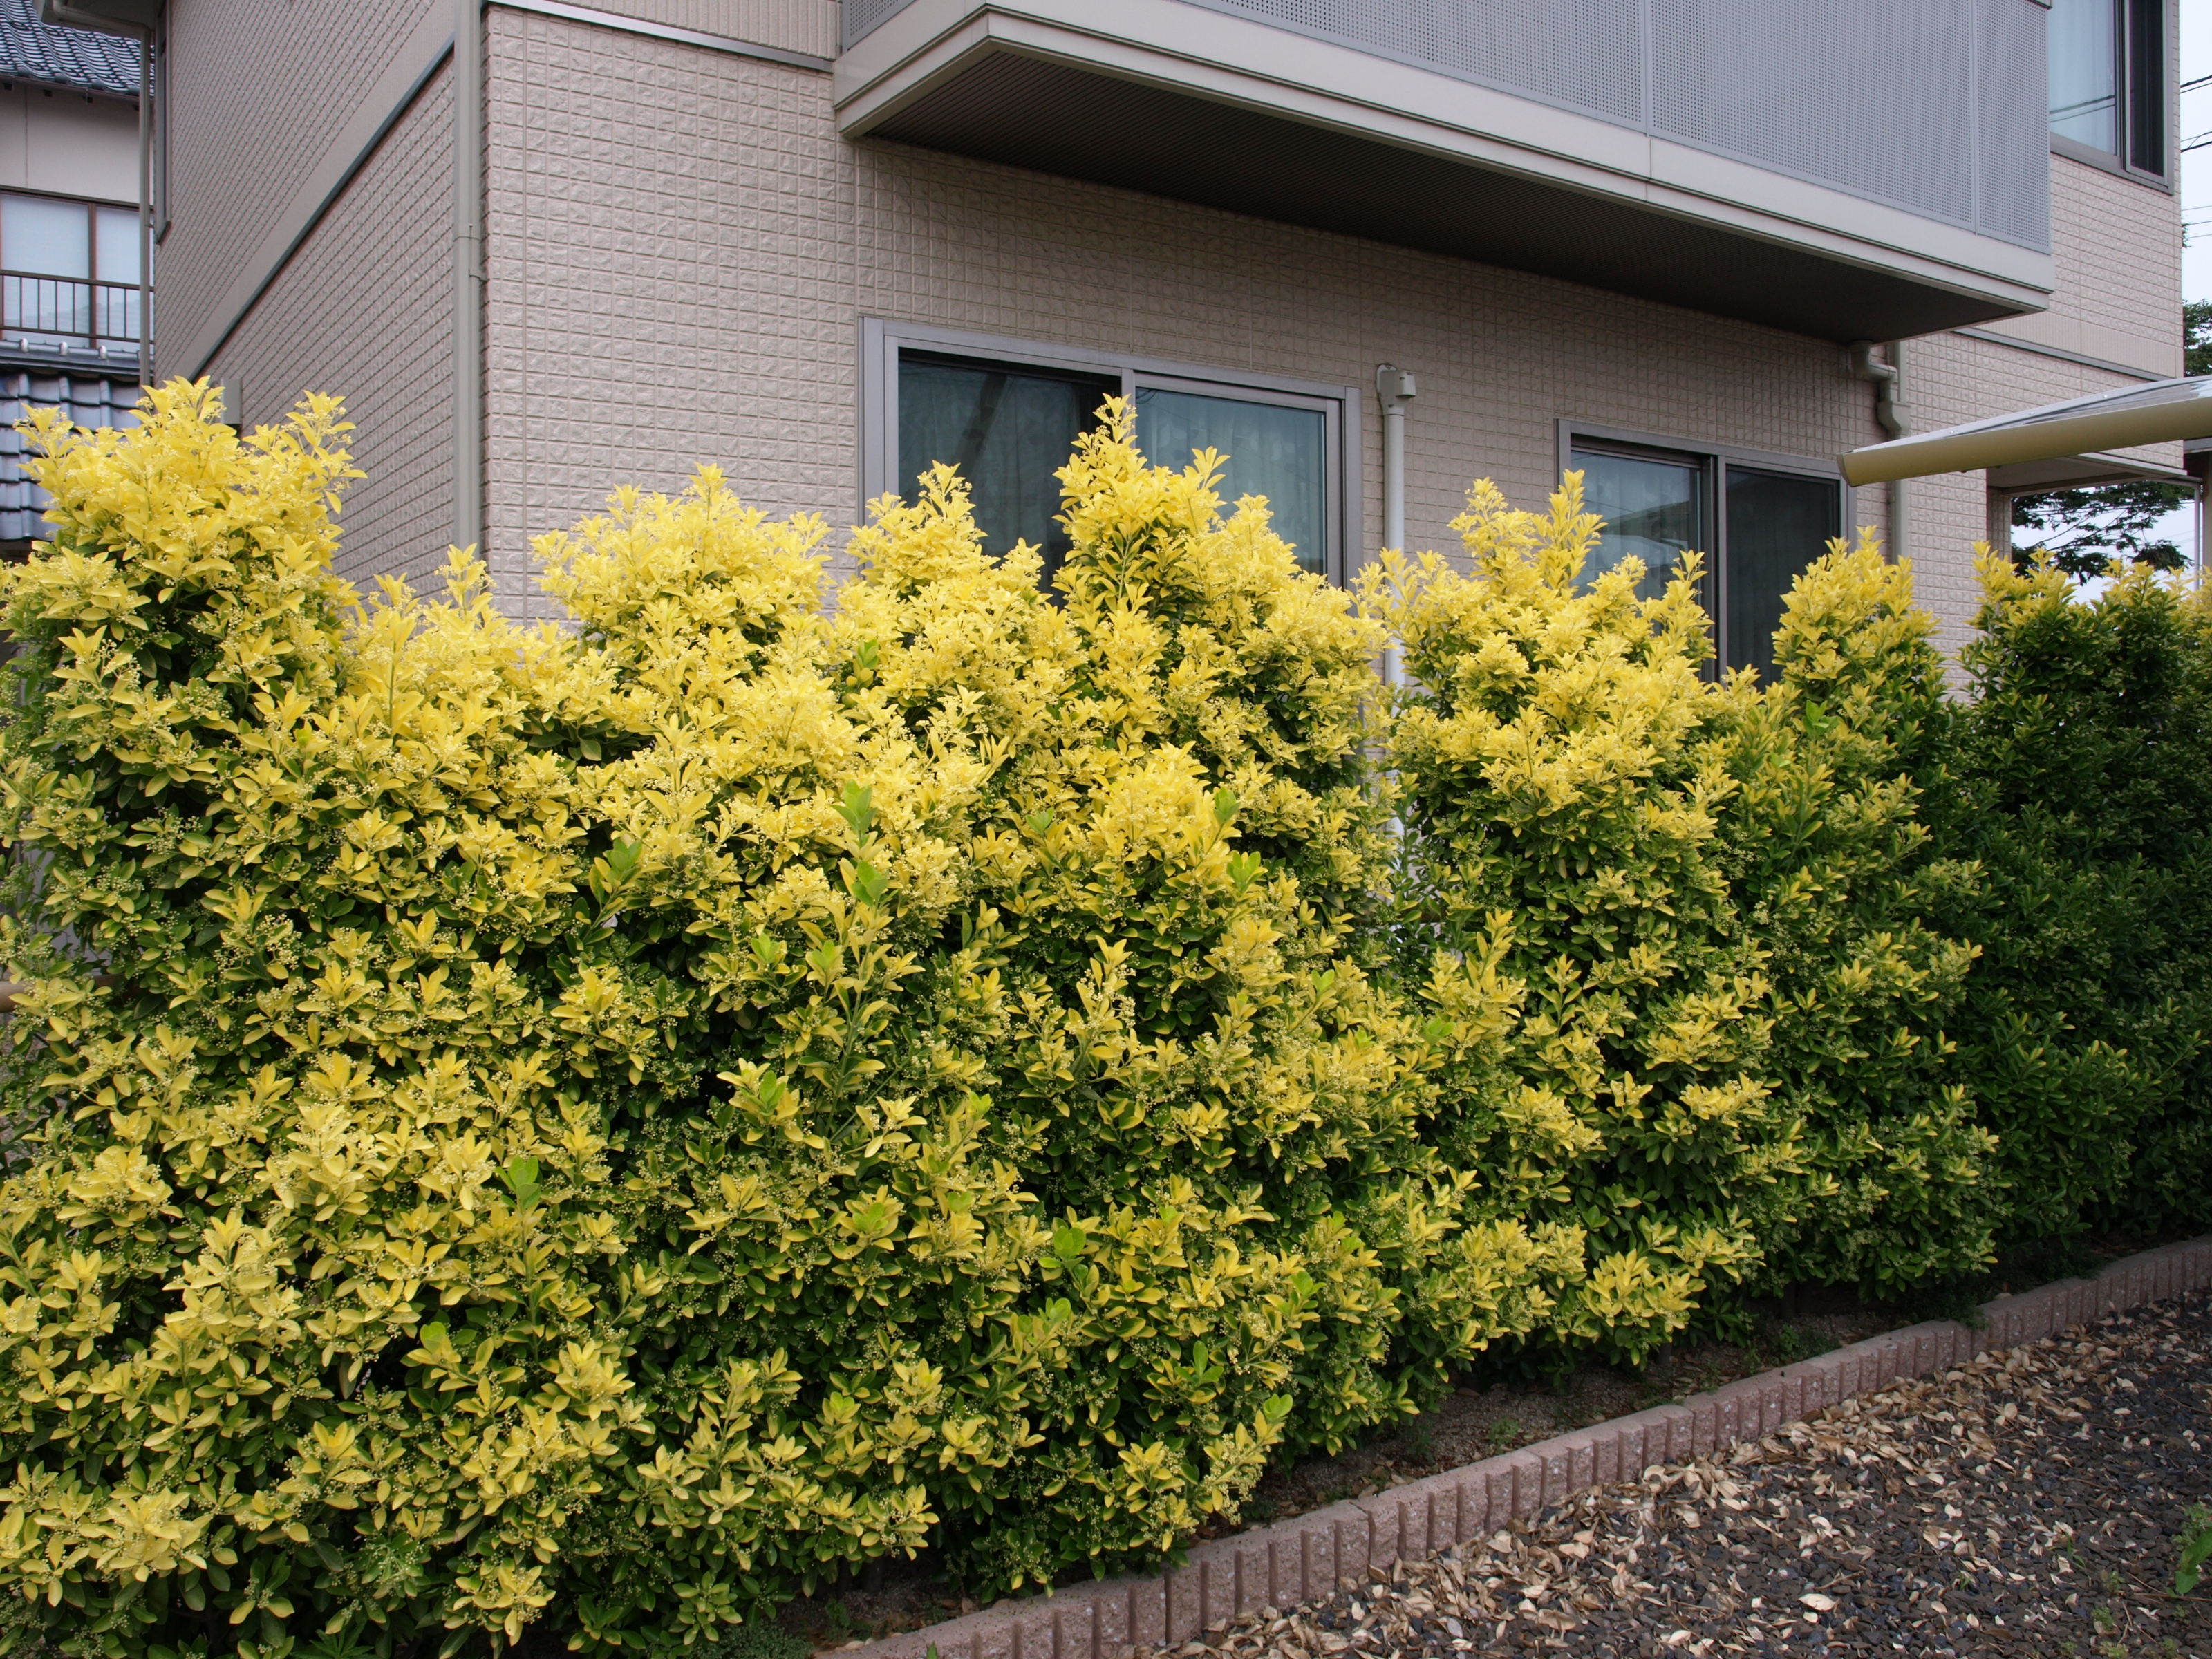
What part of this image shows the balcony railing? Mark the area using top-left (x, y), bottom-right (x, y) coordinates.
top-left (3, 272), bottom-right (144, 351)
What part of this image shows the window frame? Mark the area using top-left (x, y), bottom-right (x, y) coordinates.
top-left (1557, 418), bottom-right (1855, 677)
top-left (2045, 0), bottom-right (2173, 189)
top-left (861, 318), bottom-right (1360, 585)
top-left (0, 189), bottom-right (142, 280)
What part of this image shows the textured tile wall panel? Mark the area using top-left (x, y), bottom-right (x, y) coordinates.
top-left (576, 0), bottom-right (839, 59)
top-left (162, 0), bottom-right (442, 373)
top-left (2045, 154), bottom-right (2186, 368)
top-left (203, 62), bottom-right (457, 596)
top-left (480, 8), bottom-right (1903, 629)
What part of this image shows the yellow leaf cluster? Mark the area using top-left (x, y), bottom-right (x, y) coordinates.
top-left (0, 389), bottom-right (1481, 1657)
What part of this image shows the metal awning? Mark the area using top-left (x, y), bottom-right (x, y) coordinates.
top-left (1983, 449), bottom-right (2195, 492)
top-left (1843, 376), bottom-right (2212, 486)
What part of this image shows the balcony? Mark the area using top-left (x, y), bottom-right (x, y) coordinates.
top-left (4, 272), bottom-right (144, 354)
top-left (834, 0), bottom-right (2056, 341)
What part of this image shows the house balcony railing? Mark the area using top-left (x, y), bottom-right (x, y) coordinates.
top-left (3, 272), bottom-right (144, 352)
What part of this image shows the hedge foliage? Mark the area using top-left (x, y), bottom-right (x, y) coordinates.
top-left (0, 385), bottom-right (2204, 1658)
top-left (1933, 555), bottom-right (2212, 1255)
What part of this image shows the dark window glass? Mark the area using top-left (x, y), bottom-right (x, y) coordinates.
top-left (1135, 386), bottom-right (1329, 575)
top-left (1724, 465), bottom-right (1841, 682)
top-left (2049, 0), bottom-right (2120, 151)
top-left (1571, 442), bottom-right (1707, 603)
top-left (2126, 0), bottom-right (2164, 174)
top-left (897, 351), bottom-right (1118, 581)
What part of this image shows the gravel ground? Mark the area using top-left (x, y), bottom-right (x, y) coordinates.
top-left (1225, 1306), bottom-right (1892, 1535)
top-left (1165, 1291), bottom-right (2212, 1658)
top-left (789, 1309), bottom-right (1899, 1643)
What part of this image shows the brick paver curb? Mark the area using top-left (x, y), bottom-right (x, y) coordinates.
top-left (835, 1235), bottom-right (2212, 1659)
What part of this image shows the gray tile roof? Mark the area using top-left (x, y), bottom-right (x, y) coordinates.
top-left (0, 0), bottom-right (140, 100)
top-left (0, 355), bottom-right (140, 544)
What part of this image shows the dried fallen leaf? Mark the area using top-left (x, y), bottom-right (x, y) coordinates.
top-left (1799, 1593), bottom-right (1838, 1612)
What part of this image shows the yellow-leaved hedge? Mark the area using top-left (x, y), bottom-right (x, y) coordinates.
top-left (0, 388), bottom-right (1535, 1659)
top-left (2, 382), bottom-right (2196, 1659)
top-left (1360, 479), bottom-right (1799, 1364)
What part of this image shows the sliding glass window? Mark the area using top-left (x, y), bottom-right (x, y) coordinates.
top-left (1134, 383), bottom-right (1331, 577)
top-left (897, 352), bottom-right (1118, 582)
top-left (1, 192), bottom-right (143, 348)
top-left (1566, 427), bottom-right (1846, 682)
top-left (870, 322), bottom-right (1351, 590)
top-left (2047, 0), bottom-right (2167, 178)
top-left (1570, 440), bottom-right (1708, 605)
top-left (1724, 465), bottom-right (1843, 682)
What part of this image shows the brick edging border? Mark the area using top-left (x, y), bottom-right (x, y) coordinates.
top-left (834, 1234), bottom-right (2212, 1659)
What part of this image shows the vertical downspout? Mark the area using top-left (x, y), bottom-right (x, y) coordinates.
top-left (135, 16), bottom-right (151, 387)
top-left (1888, 341), bottom-right (1909, 562)
top-left (2196, 469), bottom-right (2206, 593)
top-left (1850, 340), bottom-right (1910, 559)
top-left (1376, 364), bottom-right (1416, 686)
top-left (454, 0), bottom-right (483, 553)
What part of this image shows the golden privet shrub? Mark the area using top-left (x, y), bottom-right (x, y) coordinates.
top-left (0, 388), bottom-right (1522, 1659)
top-left (1703, 540), bottom-right (1995, 1297)
top-left (1369, 494), bottom-right (1998, 1340)
top-left (1362, 478), bottom-right (1805, 1362)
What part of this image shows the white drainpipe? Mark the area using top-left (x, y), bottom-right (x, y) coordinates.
top-left (1376, 364), bottom-right (1418, 685)
top-left (1850, 340), bottom-right (1910, 560)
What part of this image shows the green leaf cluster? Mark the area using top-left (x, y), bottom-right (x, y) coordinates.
top-left (1930, 551), bottom-right (2212, 1257)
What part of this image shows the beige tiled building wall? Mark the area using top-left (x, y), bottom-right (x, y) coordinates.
top-left (159, 0), bottom-right (442, 372)
top-left (200, 64), bottom-right (458, 594)
top-left (169, 2), bottom-right (2180, 659)
top-left (1975, 145), bottom-right (2184, 379)
top-left (481, 7), bottom-right (1896, 626)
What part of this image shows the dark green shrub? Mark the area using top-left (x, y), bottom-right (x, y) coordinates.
top-left (1933, 555), bottom-right (2212, 1251)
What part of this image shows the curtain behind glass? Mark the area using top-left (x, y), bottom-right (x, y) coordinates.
top-left (2, 194), bottom-right (88, 279)
top-left (899, 353), bottom-right (1118, 582)
top-left (1724, 465), bottom-right (1840, 683)
top-left (1571, 445), bottom-right (1705, 602)
top-left (3, 195), bottom-right (91, 341)
top-left (2048, 0), bottom-right (2119, 151)
top-left (1135, 386), bottom-right (1328, 575)
top-left (93, 206), bottom-right (140, 285)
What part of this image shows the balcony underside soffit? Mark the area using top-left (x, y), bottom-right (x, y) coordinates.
top-left (846, 44), bottom-right (2050, 343)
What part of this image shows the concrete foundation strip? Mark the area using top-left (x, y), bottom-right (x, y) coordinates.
top-left (835, 1233), bottom-right (2212, 1659)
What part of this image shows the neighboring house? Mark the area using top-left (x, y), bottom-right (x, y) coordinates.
top-left (0, 0), bottom-right (142, 558)
top-left (134, 0), bottom-right (2183, 663)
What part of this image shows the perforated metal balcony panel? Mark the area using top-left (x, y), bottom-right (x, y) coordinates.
top-left (836, 0), bottom-right (2056, 342)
